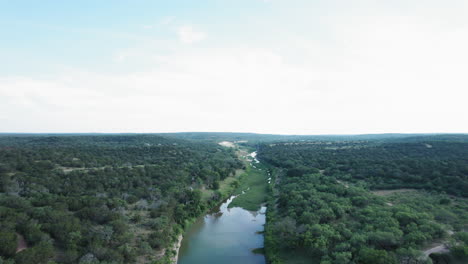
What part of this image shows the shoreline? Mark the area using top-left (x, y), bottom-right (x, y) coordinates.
top-left (171, 234), bottom-right (183, 264)
top-left (175, 195), bottom-right (267, 263)
top-left (174, 146), bottom-right (260, 263)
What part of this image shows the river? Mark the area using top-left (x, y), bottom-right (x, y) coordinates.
top-left (178, 151), bottom-right (267, 264)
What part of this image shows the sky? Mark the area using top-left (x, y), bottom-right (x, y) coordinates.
top-left (1, 0), bottom-right (467, 134)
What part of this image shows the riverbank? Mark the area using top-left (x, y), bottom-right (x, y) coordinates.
top-left (176, 144), bottom-right (270, 263)
top-left (168, 187), bottom-right (237, 264)
top-left (229, 161), bottom-right (270, 211)
top-left (170, 235), bottom-right (183, 264)
top-left (177, 196), bottom-right (267, 264)
top-left (166, 196), bottom-right (233, 264)
top-left (165, 144), bottom-right (249, 263)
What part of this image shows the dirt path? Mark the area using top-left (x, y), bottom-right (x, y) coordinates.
top-left (423, 243), bottom-right (449, 257)
top-left (371, 188), bottom-right (417, 196)
top-left (16, 233), bottom-right (28, 253)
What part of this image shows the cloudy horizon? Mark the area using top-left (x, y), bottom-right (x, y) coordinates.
top-left (1, 0), bottom-right (467, 134)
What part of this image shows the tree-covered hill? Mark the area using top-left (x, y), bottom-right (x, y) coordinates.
top-left (0, 135), bottom-right (242, 264)
top-left (259, 136), bottom-right (468, 264)
top-left (156, 132), bottom-right (466, 144)
top-left (1, 133), bottom-right (466, 264)
top-left (259, 138), bottom-right (468, 197)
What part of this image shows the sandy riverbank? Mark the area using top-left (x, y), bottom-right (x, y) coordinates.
top-left (171, 234), bottom-right (183, 264)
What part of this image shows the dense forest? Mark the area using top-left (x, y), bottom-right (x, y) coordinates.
top-left (259, 136), bottom-right (468, 264)
top-left (1, 133), bottom-right (467, 264)
top-left (0, 135), bottom-right (242, 264)
top-left (260, 138), bottom-right (468, 197)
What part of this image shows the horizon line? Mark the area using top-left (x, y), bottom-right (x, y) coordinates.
top-left (0, 132), bottom-right (467, 136)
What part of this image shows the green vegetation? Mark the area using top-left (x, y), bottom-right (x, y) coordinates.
top-left (260, 140), bottom-right (468, 197)
top-left (1, 133), bottom-right (467, 264)
top-left (260, 136), bottom-right (468, 264)
top-left (0, 135), bottom-right (242, 264)
top-left (200, 168), bottom-right (244, 201)
top-left (252, 247), bottom-right (265, 254)
top-left (228, 159), bottom-right (269, 211)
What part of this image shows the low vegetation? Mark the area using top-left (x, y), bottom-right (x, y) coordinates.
top-left (228, 162), bottom-right (269, 211)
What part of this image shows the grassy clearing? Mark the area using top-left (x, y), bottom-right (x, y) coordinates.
top-left (228, 162), bottom-right (269, 211)
top-left (199, 144), bottom-right (270, 211)
top-left (200, 168), bottom-right (244, 201)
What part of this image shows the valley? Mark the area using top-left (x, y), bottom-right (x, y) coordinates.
top-left (0, 133), bottom-right (467, 264)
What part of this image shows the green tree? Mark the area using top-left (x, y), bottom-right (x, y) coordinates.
top-left (14, 242), bottom-right (54, 264)
top-left (358, 248), bottom-right (397, 264)
top-left (0, 230), bottom-right (17, 258)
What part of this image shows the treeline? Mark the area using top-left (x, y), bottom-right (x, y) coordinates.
top-left (259, 140), bottom-right (468, 197)
top-left (0, 135), bottom-right (242, 264)
top-left (259, 137), bottom-right (468, 264)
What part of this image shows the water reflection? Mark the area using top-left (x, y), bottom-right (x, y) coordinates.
top-left (178, 196), bottom-right (266, 264)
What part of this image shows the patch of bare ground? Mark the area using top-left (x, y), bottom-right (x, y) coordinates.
top-left (236, 149), bottom-right (250, 160)
top-left (16, 233), bottom-right (28, 253)
top-left (58, 166), bottom-right (88, 173)
top-left (58, 165), bottom-right (149, 173)
top-left (218, 141), bottom-right (235, 148)
top-left (57, 166), bottom-right (109, 173)
top-left (336, 180), bottom-right (349, 188)
top-left (423, 243), bottom-right (449, 257)
top-left (371, 188), bottom-right (418, 196)
top-left (147, 234), bottom-right (182, 264)
top-left (170, 235), bottom-right (183, 264)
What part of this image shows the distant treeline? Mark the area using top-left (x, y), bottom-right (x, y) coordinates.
top-left (259, 140), bottom-right (468, 197)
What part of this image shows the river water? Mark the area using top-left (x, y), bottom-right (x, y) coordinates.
top-left (178, 193), bottom-right (266, 264)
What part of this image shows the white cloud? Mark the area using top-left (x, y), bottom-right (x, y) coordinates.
top-left (177, 26), bottom-right (206, 44)
top-left (1, 34), bottom-right (467, 134)
top-left (1, 2), bottom-right (467, 134)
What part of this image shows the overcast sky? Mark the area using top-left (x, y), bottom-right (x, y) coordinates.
top-left (1, 0), bottom-right (467, 134)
